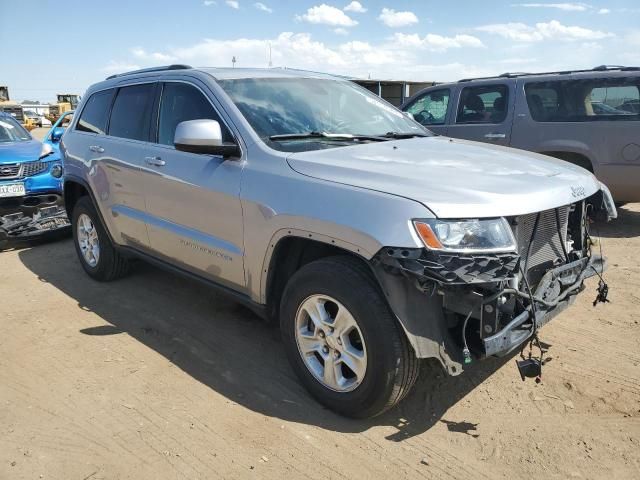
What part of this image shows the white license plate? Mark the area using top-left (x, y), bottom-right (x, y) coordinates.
top-left (0, 183), bottom-right (26, 198)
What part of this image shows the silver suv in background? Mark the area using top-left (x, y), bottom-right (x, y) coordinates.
top-left (61, 66), bottom-right (616, 418)
top-left (402, 66), bottom-right (640, 203)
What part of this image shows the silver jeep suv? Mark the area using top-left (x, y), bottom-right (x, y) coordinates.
top-left (61, 65), bottom-right (616, 418)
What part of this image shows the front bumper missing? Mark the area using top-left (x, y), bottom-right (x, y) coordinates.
top-left (483, 254), bottom-right (605, 356)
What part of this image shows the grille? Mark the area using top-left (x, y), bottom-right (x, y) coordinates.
top-left (512, 206), bottom-right (570, 285)
top-left (21, 161), bottom-right (47, 177)
top-left (0, 163), bottom-right (21, 178)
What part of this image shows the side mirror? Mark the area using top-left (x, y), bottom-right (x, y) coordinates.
top-left (174, 119), bottom-right (240, 157)
top-left (51, 127), bottom-right (65, 142)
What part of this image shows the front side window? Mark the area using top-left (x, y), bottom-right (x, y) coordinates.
top-left (525, 78), bottom-right (640, 122)
top-left (108, 84), bottom-right (155, 141)
top-left (76, 89), bottom-right (114, 134)
top-left (0, 115), bottom-right (31, 143)
top-left (405, 89), bottom-right (450, 126)
top-left (157, 83), bottom-right (232, 146)
top-left (218, 78), bottom-right (427, 152)
top-left (456, 85), bottom-right (509, 124)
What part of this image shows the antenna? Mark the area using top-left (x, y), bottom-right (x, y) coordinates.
top-left (232, 56), bottom-right (237, 68)
top-left (268, 42), bottom-right (273, 68)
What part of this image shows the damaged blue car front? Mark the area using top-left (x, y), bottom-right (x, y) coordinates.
top-left (0, 112), bottom-right (69, 244)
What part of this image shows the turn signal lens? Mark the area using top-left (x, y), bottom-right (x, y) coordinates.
top-left (414, 221), bottom-right (444, 249)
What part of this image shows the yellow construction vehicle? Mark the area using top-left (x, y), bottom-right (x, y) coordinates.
top-left (46, 94), bottom-right (80, 123)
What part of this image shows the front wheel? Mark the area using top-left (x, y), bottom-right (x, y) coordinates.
top-left (72, 196), bottom-right (129, 281)
top-left (280, 256), bottom-right (419, 418)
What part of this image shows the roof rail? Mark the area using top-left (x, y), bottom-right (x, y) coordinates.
top-left (458, 65), bottom-right (639, 83)
top-left (106, 64), bottom-right (192, 80)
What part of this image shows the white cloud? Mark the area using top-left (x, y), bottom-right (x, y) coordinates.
top-left (598, 8), bottom-right (610, 14)
top-left (393, 33), bottom-right (485, 51)
top-left (378, 8), bottom-right (418, 28)
top-left (203, 0), bottom-right (216, 5)
top-left (477, 20), bottom-right (613, 42)
top-left (102, 61), bottom-right (141, 74)
top-left (512, 3), bottom-right (590, 11)
top-left (105, 32), bottom-right (494, 82)
top-left (344, 1), bottom-right (366, 13)
top-left (131, 47), bottom-right (176, 62)
top-left (333, 28), bottom-right (349, 35)
top-left (226, 0), bottom-right (239, 9)
top-left (298, 4), bottom-right (358, 27)
top-left (254, 2), bottom-right (272, 13)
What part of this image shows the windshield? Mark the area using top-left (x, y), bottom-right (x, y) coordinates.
top-left (218, 77), bottom-right (429, 152)
top-left (0, 116), bottom-right (32, 143)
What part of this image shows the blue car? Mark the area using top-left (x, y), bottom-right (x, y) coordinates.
top-left (43, 110), bottom-right (74, 155)
top-left (0, 112), bottom-right (69, 243)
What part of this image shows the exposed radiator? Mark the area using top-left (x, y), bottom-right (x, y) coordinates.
top-left (512, 206), bottom-right (570, 285)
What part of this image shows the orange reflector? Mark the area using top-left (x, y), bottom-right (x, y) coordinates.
top-left (414, 221), bottom-right (443, 249)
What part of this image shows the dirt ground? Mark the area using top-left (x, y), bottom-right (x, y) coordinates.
top-left (1, 132), bottom-right (638, 479)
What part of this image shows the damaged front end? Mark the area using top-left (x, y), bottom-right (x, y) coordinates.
top-left (372, 192), bottom-right (614, 376)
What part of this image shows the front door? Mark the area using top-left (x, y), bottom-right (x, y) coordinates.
top-left (403, 87), bottom-right (452, 136)
top-left (447, 82), bottom-right (513, 147)
top-left (140, 80), bottom-right (245, 290)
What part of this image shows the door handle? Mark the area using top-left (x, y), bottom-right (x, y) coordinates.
top-left (484, 133), bottom-right (506, 139)
top-left (89, 145), bottom-right (104, 153)
top-left (145, 156), bottom-right (166, 167)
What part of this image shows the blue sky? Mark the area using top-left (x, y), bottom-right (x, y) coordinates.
top-left (2, 0), bottom-right (640, 102)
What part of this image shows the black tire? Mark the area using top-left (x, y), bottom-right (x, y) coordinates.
top-left (280, 255), bottom-right (419, 418)
top-left (71, 196), bottom-right (129, 281)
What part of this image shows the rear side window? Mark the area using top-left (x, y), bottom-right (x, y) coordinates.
top-left (108, 84), bottom-right (155, 141)
top-left (525, 78), bottom-right (640, 122)
top-left (456, 85), bottom-right (509, 124)
top-left (76, 89), bottom-right (114, 134)
top-left (405, 89), bottom-right (449, 126)
top-left (157, 82), bottom-right (232, 146)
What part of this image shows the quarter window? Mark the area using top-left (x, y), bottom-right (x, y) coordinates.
top-left (76, 89), bottom-right (114, 134)
top-left (405, 89), bottom-right (450, 126)
top-left (525, 78), bottom-right (640, 122)
top-left (456, 85), bottom-right (509, 124)
top-left (157, 83), bottom-right (232, 146)
top-left (108, 84), bottom-right (155, 141)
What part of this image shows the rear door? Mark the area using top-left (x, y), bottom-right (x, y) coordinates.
top-left (64, 87), bottom-right (150, 248)
top-left (99, 82), bottom-right (157, 248)
top-left (446, 81), bottom-right (514, 146)
top-left (139, 79), bottom-right (246, 290)
top-left (402, 87), bottom-right (452, 135)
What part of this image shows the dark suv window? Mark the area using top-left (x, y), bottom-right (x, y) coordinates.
top-left (456, 85), bottom-right (509, 124)
top-left (76, 89), bottom-right (114, 134)
top-left (157, 82), bottom-right (232, 146)
top-left (525, 78), bottom-right (640, 122)
top-left (108, 84), bottom-right (155, 141)
top-left (405, 89), bottom-right (449, 126)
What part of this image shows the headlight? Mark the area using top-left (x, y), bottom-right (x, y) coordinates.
top-left (413, 218), bottom-right (516, 253)
top-left (51, 164), bottom-right (63, 178)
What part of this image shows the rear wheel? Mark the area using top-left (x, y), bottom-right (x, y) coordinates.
top-left (72, 196), bottom-right (129, 281)
top-left (280, 256), bottom-right (419, 418)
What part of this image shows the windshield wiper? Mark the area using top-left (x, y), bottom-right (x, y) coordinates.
top-left (382, 131), bottom-right (430, 139)
top-left (269, 131), bottom-right (387, 142)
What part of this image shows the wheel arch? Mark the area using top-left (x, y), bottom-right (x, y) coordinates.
top-left (539, 150), bottom-right (595, 173)
top-left (63, 177), bottom-right (90, 218)
top-left (262, 231), bottom-right (375, 321)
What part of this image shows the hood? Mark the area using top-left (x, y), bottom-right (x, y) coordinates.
top-left (0, 139), bottom-right (44, 165)
top-left (286, 136), bottom-right (601, 218)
